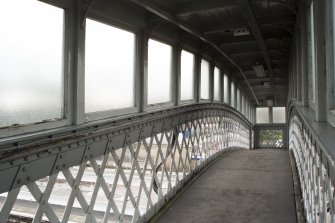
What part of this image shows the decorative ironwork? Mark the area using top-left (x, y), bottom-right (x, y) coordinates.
top-left (289, 111), bottom-right (335, 223)
top-left (0, 105), bottom-right (250, 222)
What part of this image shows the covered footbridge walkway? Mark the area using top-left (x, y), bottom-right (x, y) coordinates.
top-left (0, 0), bottom-right (334, 222)
top-left (155, 149), bottom-right (297, 223)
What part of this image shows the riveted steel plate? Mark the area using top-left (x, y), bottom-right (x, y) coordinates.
top-left (13, 155), bottom-right (57, 190)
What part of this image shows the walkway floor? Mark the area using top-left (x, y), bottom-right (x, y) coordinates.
top-left (156, 149), bottom-right (297, 223)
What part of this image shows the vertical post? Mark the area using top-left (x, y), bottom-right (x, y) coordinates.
top-left (221, 69), bottom-right (224, 103)
top-left (249, 126), bottom-right (253, 150)
top-left (234, 79), bottom-right (237, 109)
top-left (295, 27), bottom-right (301, 101)
top-left (314, 0), bottom-right (327, 121)
top-left (325, 0), bottom-right (335, 112)
top-left (269, 107), bottom-right (273, 124)
top-left (194, 54), bottom-right (201, 103)
top-left (69, 0), bottom-right (85, 124)
top-left (300, 0), bottom-right (309, 106)
top-left (138, 29), bottom-right (148, 112)
top-left (174, 45), bottom-right (181, 106)
top-left (227, 73), bottom-right (231, 105)
top-left (210, 63), bottom-right (214, 102)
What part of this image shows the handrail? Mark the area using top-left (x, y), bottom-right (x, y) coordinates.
top-left (0, 103), bottom-right (251, 155)
top-left (288, 100), bottom-right (335, 222)
top-left (288, 100), bottom-right (335, 166)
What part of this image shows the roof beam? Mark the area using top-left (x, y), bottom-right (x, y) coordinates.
top-left (224, 45), bottom-right (289, 56)
top-left (216, 32), bottom-right (291, 46)
top-left (175, 0), bottom-right (274, 17)
top-left (129, 0), bottom-right (259, 105)
top-left (242, 77), bottom-right (286, 83)
top-left (175, 0), bottom-right (235, 16)
top-left (203, 16), bottom-right (294, 34)
top-left (235, 0), bottom-right (276, 101)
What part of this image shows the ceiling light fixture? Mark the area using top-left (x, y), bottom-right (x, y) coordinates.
top-left (252, 64), bottom-right (266, 77)
top-left (233, 28), bottom-right (250, 36)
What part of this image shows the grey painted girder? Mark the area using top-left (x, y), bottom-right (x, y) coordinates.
top-left (0, 104), bottom-right (252, 195)
top-left (175, 0), bottom-right (236, 16)
top-left (235, 0), bottom-right (276, 102)
top-left (175, 0), bottom-right (273, 17)
top-left (128, 0), bottom-right (259, 105)
top-left (0, 109), bottom-right (251, 222)
top-left (244, 77), bottom-right (287, 84)
top-left (203, 16), bottom-right (295, 34)
top-left (217, 32), bottom-right (292, 47)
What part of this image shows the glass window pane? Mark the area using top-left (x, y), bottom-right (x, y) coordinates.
top-left (224, 74), bottom-right (229, 103)
top-left (148, 39), bottom-right (172, 104)
top-left (85, 19), bottom-right (135, 113)
top-left (181, 50), bottom-right (194, 101)
top-left (256, 107), bottom-right (269, 124)
top-left (273, 107), bottom-right (286, 123)
top-left (214, 67), bottom-right (220, 101)
top-left (0, 0), bottom-right (64, 127)
top-left (230, 81), bottom-right (235, 107)
top-left (201, 60), bottom-right (210, 100)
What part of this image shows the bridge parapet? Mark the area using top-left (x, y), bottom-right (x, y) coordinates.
top-left (289, 101), bottom-right (335, 223)
top-left (0, 103), bottom-right (251, 222)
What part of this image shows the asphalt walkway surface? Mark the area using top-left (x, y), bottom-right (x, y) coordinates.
top-left (157, 149), bottom-right (297, 223)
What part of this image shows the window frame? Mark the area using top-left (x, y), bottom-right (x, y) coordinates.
top-left (145, 37), bottom-right (175, 111)
top-left (213, 66), bottom-right (221, 102)
top-left (0, 0), bottom-right (71, 138)
top-left (256, 107), bottom-right (270, 124)
top-left (179, 49), bottom-right (196, 104)
top-left (272, 107), bottom-right (286, 124)
top-left (223, 73), bottom-right (229, 104)
top-left (84, 16), bottom-right (140, 121)
top-left (230, 80), bottom-right (236, 108)
top-left (200, 59), bottom-right (211, 101)
top-left (326, 0), bottom-right (335, 126)
top-left (307, 0), bottom-right (316, 109)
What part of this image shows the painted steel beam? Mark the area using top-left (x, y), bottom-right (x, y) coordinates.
top-left (203, 16), bottom-right (294, 34)
top-left (0, 103), bottom-right (252, 194)
top-left (128, 0), bottom-right (259, 104)
top-left (175, 0), bottom-right (236, 16)
top-left (217, 32), bottom-right (292, 46)
top-left (235, 0), bottom-right (277, 101)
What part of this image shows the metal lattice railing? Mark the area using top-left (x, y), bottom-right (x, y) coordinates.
top-left (289, 109), bottom-right (335, 223)
top-left (0, 105), bottom-right (251, 223)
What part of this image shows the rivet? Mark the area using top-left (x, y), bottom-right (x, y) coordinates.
top-left (22, 167), bottom-right (26, 172)
top-left (27, 177), bottom-right (31, 181)
top-left (90, 154), bottom-right (93, 158)
top-left (85, 156), bottom-right (88, 159)
top-left (59, 155), bottom-right (63, 159)
top-left (55, 166), bottom-right (59, 170)
top-left (63, 164), bottom-right (67, 168)
top-left (17, 179), bottom-right (21, 184)
top-left (87, 147), bottom-right (90, 151)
